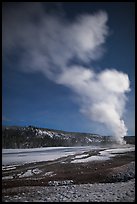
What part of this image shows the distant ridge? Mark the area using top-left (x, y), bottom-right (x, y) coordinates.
top-left (2, 125), bottom-right (135, 148)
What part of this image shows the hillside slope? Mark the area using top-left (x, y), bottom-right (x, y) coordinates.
top-left (2, 125), bottom-right (134, 148)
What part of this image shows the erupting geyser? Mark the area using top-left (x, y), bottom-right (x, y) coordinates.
top-left (3, 4), bottom-right (131, 144)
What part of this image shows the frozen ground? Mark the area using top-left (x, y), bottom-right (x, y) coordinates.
top-left (71, 146), bottom-right (135, 163)
top-left (2, 144), bottom-right (134, 166)
top-left (2, 146), bottom-right (95, 166)
top-left (2, 144), bottom-right (135, 202)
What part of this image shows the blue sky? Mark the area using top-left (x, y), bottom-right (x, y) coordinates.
top-left (2, 2), bottom-right (135, 136)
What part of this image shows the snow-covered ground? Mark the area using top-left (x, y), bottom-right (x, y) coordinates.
top-left (2, 145), bottom-right (135, 166)
top-left (71, 146), bottom-right (135, 163)
top-left (2, 145), bottom-right (135, 202)
top-left (2, 146), bottom-right (94, 166)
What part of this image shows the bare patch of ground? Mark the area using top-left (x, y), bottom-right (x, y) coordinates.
top-left (2, 148), bottom-right (135, 202)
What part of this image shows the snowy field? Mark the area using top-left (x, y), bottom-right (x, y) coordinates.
top-left (2, 144), bottom-right (135, 166)
top-left (2, 146), bottom-right (98, 166)
top-left (2, 144), bottom-right (135, 202)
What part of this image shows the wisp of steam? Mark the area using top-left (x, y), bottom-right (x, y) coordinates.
top-left (3, 3), bottom-right (130, 144)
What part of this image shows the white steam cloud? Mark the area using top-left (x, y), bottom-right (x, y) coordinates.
top-left (3, 3), bottom-right (130, 144)
top-left (57, 67), bottom-right (130, 144)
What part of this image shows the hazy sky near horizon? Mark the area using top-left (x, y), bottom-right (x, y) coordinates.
top-left (2, 2), bottom-right (135, 136)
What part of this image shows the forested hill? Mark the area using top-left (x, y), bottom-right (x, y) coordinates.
top-left (2, 125), bottom-right (135, 148)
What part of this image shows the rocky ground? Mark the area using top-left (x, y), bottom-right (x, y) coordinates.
top-left (2, 147), bottom-right (135, 202)
top-left (2, 178), bottom-right (135, 202)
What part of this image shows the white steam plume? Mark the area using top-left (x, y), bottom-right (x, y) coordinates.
top-left (3, 3), bottom-right (130, 144)
top-left (57, 67), bottom-right (130, 144)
